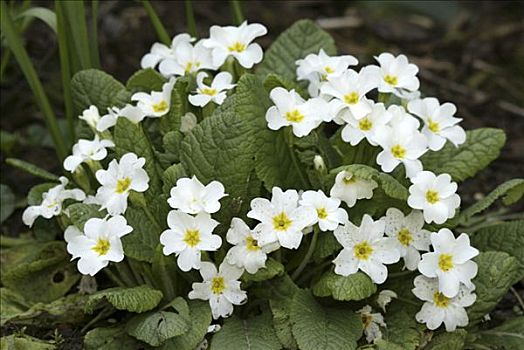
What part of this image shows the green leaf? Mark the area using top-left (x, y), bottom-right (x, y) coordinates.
top-left (263, 73), bottom-right (307, 98)
top-left (313, 233), bottom-right (341, 261)
top-left (125, 298), bottom-right (190, 347)
top-left (85, 285), bottom-right (163, 314)
top-left (16, 7), bottom-right (57, 33)
top-left (162, 163), bottom-right (187, 195)
top-left (290, 290), bottom-right (362, 350)
top-left (0, 288), bottom-right (30, 326)
top-left (84, 326), bottom-right (145, 350)
top-left (270, 298), bottom-right (298, 350)
top-left (426, 330), bottom-right (467, 350)
top-left (159, 79), bottom-right (189, 135)
top-left (71, 69), bottom-right (130, 113)
top-left (471, 220), bottom-right (524, 269)
top-left (242, 258), bottom-right (284, 283)
top-left (0, 184), bottom-right (15, 223)
top-left (160, 301), bottom-right (212, 350)
top-left (257, 19), bottom-right (336, 82)
top-left (471, 316), bottom-right (524, 349)
top-left (67, 203), bottom-right (105, 230)
top-left (312, 270), bottom-right (376, 301)
top-left (377, 303), bottom-right (423, 350)
top-left (210, 313), bottom-right (281, 350)
top-left (160, 130), bottom-right (184, 165)
top-left (421, 128), bottom-right (506, 182)
top-left (0, 334), bottom-right (55, 350)
top-left (126, 68), bottom-right (166, 92)
top-left (467, 252), bottom-right (520, 321)
top-left (122, 205), bottom-right (165, 263)
top-left (27, 183), bottom-right (56, 206)
top-left (5, 158), bottom-right (59, 182)
top-left (460, 179), bottom-right (524, 225)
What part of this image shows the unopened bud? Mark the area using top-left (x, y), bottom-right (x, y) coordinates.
top-left (313, 155), bottom-right (326, 172)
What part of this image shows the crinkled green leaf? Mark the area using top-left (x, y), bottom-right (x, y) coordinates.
top-left (126, 68), bottom-right (166, 92)
top-left (290, 290), bottom-right (362, 350)
top-left (160, 130), bottom-right (184, 165)
top-left (471, 316), bottom-right (524, 349)
top-left (0, 288), bottom-right (31, 326)
top-left (210, 313), bottom-right (281, 350)
top-left (159, 78), bottom-right (189, 135)
top-left (0, 334), bottom-right (55, 349)
top-left (257, 19), bottom-right (336, 81)
top-left (468, 252), bottom-right (520, 321)
top-left (313, 233), bottom-right (341, 261)
top-left (263, 73), bottom-right (307, 98)
top-left (6, 158), bottom-right (59, 182)
top-left (421, 128), bottom-right (506, 182)
top-left (378, 303), bottom-right (423, 350)
top-left (426, 330), bottom-right (467, 350)
top-left (242, 258), bottom-right (284, 283)
top-left (85, 285), bottom-right (163, 314)
top-left (67, 203), bottom-right (105, 230)
top-left (0, 184), bottom-right (15, 223)
top-left (162, 163), bottom-right (187, 195)
top-left (270, 298), bottom-right (298, 350)
top-left (84, 326), bottom-right (146, 350)
top-left (312, 270), bottom-right (376, 301)
top-left (460, 179), bottom-right (524, 225)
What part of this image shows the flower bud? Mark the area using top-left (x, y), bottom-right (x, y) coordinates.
top-left (313, 155), bottom-right (326, 173)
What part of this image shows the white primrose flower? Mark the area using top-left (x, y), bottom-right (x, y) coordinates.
top-left (64, 216), bottom-right (133, 276)
top-left (63, 135), bottom-right (115, 173)
top-left (407, 171), bottom-right (460, 224)
top-left (188, 261), bottom-right (247, 319)
top-left (97, 104), bottom-right (147, 130)
top-left (225, 218), bottom-right (279, 274)
top-left (79, 105), bottom-right (102, 131)
top-left (131, 78), bottom-right (176, 117)
top-left (369, 53), bottom-right (419, 94)
top-left (320, 68), bottom-right (377, 120)
top-left (160, 211), bottom-right (222, 272)
top-left (202, 21), bottom-right (267, 68)
top-left (188, 72), bottom-right (236, 107)
top-left (298, 190), bottom-right (348, 231)
top-left (384, 208), bottom-right (431, 271)
top-left (333, 214), bottom-right (400, 284)
top-left (247, 187), bottom-right (316, 249)
top-left (376, 290), bottom-right (397, 312)
top-left (159, 40), bottom-right (216, 77)
top-left (141, 33), bottom-right (193, 69)
top-left (407, 97), bottom-right (466, 151)
top-left (167, 176), bottom-right (227, 214)
top-left (357, 305), bottom-right (386, 343)
top-left (374, 105), bottom-right (428, 178)
top-left (418, 228), bottom-right (479, 298)
top-left (22, 177), bottom-right (85, 227)
top-left (340, 101), bottom-right (392, 146)
top-left (295, 49), bottom-right (358, 96)
top-left (265, 87), bottom-right (329, 137)
top-left (413, 275), bottom-right (476, 331)
top-left (95, 153), bottom-right (150, 216)
top-left (329, 170), bottom-right (378, 208)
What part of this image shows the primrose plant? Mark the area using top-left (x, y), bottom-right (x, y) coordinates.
top-left (16, 19), bottom-right (523, 350)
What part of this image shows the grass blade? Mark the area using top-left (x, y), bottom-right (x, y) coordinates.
top-left (230, 0), bottom-right (244, 25)
top-left (184, 0), bottom-right (197, 37)
top-left (141, 0), bottom-right (171, 45)
top-left (60, 0), bottom-right (94, 69)
top-left (89, 0), bottom-right (101, 68)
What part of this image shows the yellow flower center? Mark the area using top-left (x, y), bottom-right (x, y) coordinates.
top-left (228, 41), bottom-right (246, 52)
top-left (438, 254), bottom-right (454, 272)
top-left (343, 92), bottom-right (360, 105)
top-left (272, 212), bottom-right (292, 231)
top-left (317, 207), bottom-right (328, 219)
top-left (115, 177), bottom-right (132, 194)
top-left (425, 190), bottom-right (440, 204)
top-left (358, 117), bottom-right (373, 131)
top-left (201, 88), bottom-right (217, 96)
top-left (397, 228), bottom-right (413, 246)
top-left (285, 109), bottom-right (304, 123)
top-left (428, 118), bottom-right (440, 133)
top-left (391, 144), bottom-right (406, 159)
top-left (324, 66), bottom-right (334, 74)
top-left (361, 313), bottom-right (373, 328)
top-left (246, 235), bottom-right (261, 251)
top-left (211, 276), bottom-right (226, 294)
top-left (183, 229), bottom-right (201, 247)
top-left (92, 238), bottom-right (111, 256)
top-left (342, 175), bottom-right (356, 185)
top-left (384, 74), bottom-right (398, 86)
top-left (433, 291), bottom-right (451, 308)
top-left (152, 100), bottom-right (168, 113)
top-left (353, 241), bottom-right (373, 260)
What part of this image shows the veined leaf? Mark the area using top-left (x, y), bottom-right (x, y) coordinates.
top-left (67, 203), bottom-right (105, 230)
top-left (312, 270), bottom-right (376, 301)
top-left (6, 158), bottom-right (59, 182)
top-left (85, 285), bottom-right (163, 314)
top-left (471, 316), bottom-right (524, 349)
top-left (84, 326), bottom-right (146, 350)
top-left (242, 258), bottom-right (284, 283)
top-left (425, 330), bottom-right (467, 350)
top-left (126, 68), bottom-right (166, 92)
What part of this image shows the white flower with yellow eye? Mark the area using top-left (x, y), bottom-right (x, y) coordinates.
top-left (369, 53), bottom-right (419, 94)
top-left (340, 101), bottom-right (392, 146)
top-left (64, 216), bottom-right (133, 276)
top-left (248, 187), bottom-right (316, 250)
top-left (79, 105), bottom-right (103, 131)
top-left (413, 275), bottom-right (476, 331)
top-left (357, 305), bottom-right (386, 343)
top-left (159, 40), bottom-right (216, 77)
top-left (188, 261), bottom-right (247, 319)
top-left (407, 171), bottom-right (460, 224)
top-left (384, 208), bottom-right (431, 271)
top-left (296, 49), bottom-right (358, 96)
top-left (131, 78), bottom-right (176, 117)
top-left (168, 176), bottom-right (227, 215)
top-left (418, 228), bottom-right (479, 298)
top-left (188, 72), bottom-right (235, 107)
top-left (265, 87), bottom-right (330, 137)
top-left (22, 177), bottom-right (85, 227)
top-left (202, 21), bottom-right (267, 68)
top-left (63, 135), bottom-right (115, 173)
top-left (160, 211), bottom-right (222, 272)
top-left (333, 214), bottom-right (400, 284)
top-left (95, 153), bottom-right (150, 216)
top-left (225, 218), bottom-right (278, 274)
top-left (329, 170), bottom-right (378, 208)
top-left (298, 190), bottom-right (348, 231)
top-left (141, 33), bottom-right (193, 69)
top-left (407, 97), bottom-right (466, 151)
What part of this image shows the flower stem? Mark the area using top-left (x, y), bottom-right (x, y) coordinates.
top-left (229, 0), bottom-right (244, 25)
top-left (285, 128), bottom-right (310, 189)
top-left (184, 0), bottom-right (197, 38)
top-left (291, 227), bottom-right (319, 281)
